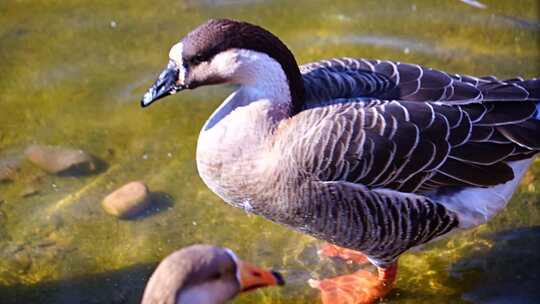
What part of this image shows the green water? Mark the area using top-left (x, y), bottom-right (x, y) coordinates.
top-left (1, 0), bottom-right (539, 303)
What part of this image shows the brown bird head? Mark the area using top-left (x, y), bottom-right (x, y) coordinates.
top-left (141, 19), bottom-right (304, 113)
top-left (141, 244), bottom-right (284, 304)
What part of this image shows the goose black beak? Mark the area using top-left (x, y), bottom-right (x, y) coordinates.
top-left (237, 260), bottom-right (285, 292)
top-left (141, 62), bottom-right (184, 107)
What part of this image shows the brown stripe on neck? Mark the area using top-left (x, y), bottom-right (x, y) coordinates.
top-left (184, 19), bottom-right (305, 115)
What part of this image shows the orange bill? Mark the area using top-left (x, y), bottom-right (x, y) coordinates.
top-left (237, 260), bottom-right (285, 292)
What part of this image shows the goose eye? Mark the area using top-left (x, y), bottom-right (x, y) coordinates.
top-left (191, 54), bottom-right (206, 65)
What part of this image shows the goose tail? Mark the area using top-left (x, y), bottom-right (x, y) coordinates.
top-left (432, 158), bottom-right (533, 228)
top-left (486, 77), bottom-right (540, 150)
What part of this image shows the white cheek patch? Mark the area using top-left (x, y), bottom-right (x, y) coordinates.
top-left (209, 49), bottom-right (243, 81)
top-left (212, 50), bottom-right (237, 71)
top-left (169, 42), bottom-right (184, 64)
top-left (169, 42), bottom-right (186, 84)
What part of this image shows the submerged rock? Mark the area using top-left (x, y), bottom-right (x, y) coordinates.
top-left (25, 145), bottom-right (96, 175)
top-left (102, 181), bottom-right (150, 219)
top-left (0, 159), bottom-right (20, 182)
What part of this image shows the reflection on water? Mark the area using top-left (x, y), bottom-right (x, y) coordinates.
top-left (0, 0), bottom-right (539, 303)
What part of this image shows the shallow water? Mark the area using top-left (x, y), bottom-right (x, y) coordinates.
top-left (1, 0), bottom-right (539, 303)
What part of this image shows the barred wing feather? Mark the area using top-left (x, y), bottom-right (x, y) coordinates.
top-left (289, 98), bottom-right (538, 193)
top-left (276, 58), bottom-right (540, 262)
top-left (301, 58), bottom-right (540, 107)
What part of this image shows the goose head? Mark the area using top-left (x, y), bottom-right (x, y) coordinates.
top-left (141, 244), bottom-right (284, 304)
top-left (141, 19), bottom-right (305, 114)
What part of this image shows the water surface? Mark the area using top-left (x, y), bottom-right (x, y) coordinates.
top-left (1, 0), bottom-right (539, 303)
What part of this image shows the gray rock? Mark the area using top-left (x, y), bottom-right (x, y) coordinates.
top-left (25, 144), bottom-right (96, 175)
top-left (0, 159), bottom-right (19, 182)
top-left (102, 181), bottom-right (150, 219)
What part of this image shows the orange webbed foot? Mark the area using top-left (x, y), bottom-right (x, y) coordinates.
top-left (309, 262), bottom-right (397, 304)
top-left (319, 243), bottom-right (370, 265)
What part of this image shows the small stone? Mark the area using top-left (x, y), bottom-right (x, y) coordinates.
top-left (102, 181), bottom-right (150, 219)
top-left (0, 159), bottom-right (19, 182)
top-left (25, 144), bottom-right (96, 175)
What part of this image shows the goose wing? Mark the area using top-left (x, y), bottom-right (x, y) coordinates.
top-left (279, 92), bottom-right (538, 263)
top-left (286, 97), bottom-right (539, 194)
top-left (300, 58), bottom-right (539, 108)
top-left (280, 63), bottom-right (539, 263)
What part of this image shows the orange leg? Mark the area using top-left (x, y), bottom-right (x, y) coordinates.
top-left (319, 243), bottom-right (369, 265)
top-left (309, 262), bottom-right (398, 304)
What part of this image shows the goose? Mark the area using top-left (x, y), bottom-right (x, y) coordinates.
top-left (141, 19), bottom-right (540, 304)
top-left (141, 244), bottom-right (284, 304)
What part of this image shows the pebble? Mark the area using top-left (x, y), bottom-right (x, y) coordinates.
top-left (25, 144), bottom-right (96, 175)
top-left (0, 159), bottom-right (19, 182)
top-left (102, 181), bottom-right (150, 219)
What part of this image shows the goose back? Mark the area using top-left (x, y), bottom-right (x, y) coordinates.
top-left (259, 64), bottom-right (540, 264)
